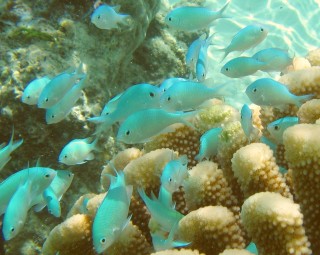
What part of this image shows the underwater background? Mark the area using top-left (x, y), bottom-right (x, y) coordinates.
top-left (0, 0), bottom-right (320, 254)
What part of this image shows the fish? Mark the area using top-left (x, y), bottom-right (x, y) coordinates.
top-left (38, 63), bottom-right (85, 109)
top-left (58, 137), bottom-right (99, 165)
top-left (221, 56), bottom-right (266, 78)
top-left (45, 75), bottom-right (87, 124)
top-left (89, 83), bottom-right (162, 134)
top-left (33, 170), bottom-right (74, 217)
top-left (21, 76), bottom-right (51, 105)
top-left (195, 127), bottom-right (223, 161)
top-left (116, 108), bottom-right (195, 144)
top-left (165, 1), bottom-right (230, 31)
top-left (0, 128), bottom-right (23, 171)
top-left (246, 78), bottom-right (313, 109)
top-left (100, 92), bottom-right (123, 116)
top-left (159, 77), bottom-right (187, 93)
top-left (267, 116), bottom-right (299, 144)
top-left (138, 187), bottom-right (184, 232)
top-left (160, 155), bottom-right (188, 194)
top-left (240, 104), bottom-right (254, 141)
top-left (151, 223), bottom-right (191, 251)
top-left (92, 169), bottom-right (132, 254)
top-left (220, 24), bottom-right (268, 61)
top-left (160, 80), bottom-right (224, 111)
top-left (0, 167), bottom-right (56, 216)
top-left (2, 168), bottom-right (56, 240)
top-left (252, 47), bottom-right (293, 72)
top-left (186, 33), bottom-right (207, 75)
top-left (196, 33), bottom-right (215, 82)
top-left (91, 4), bottom-right (130, 30)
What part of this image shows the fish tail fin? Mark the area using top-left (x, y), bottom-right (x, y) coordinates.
top-left (194, 153), bottom-right (203, 162)
top-left (295, 94), bottom-right (314, 107)
top-left (119, 14), bottom-right (132, 26)
top-left (217, 48), bottom-right (229, 63)
top-left (91, 137), bottom-right (102, 152)
top-left (217, 1), bottom-right (231, 19)
top-left (9, 127), bottom-right (23, 152)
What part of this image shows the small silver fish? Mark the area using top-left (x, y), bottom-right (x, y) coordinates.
top-left (240, 104), bottom-right (254, 141)
top-left (91, 4), bottom-right (130, 30)
top-left (22, 76), bottom-right (51, 105)
top-left (267, 116), bottom-right (299, 144)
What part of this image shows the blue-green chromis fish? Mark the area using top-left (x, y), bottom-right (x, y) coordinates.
top-left (221, 57), bottom-right (266, 78)
top-left (100, 92), bottom-right (123, 116)
top-left (21, 76), bottom-right (51, 105)
top-left (159, 77), bottom-right (187, 93)
top-left (160, 155), bottom-right (188, 194)
top-left (89, 84), bottom-right (162, 134)
top-left (117, 109), bottom-right (195, 144)
top-left (58, 137), bottom-right (99, 165)
top-left (2, 169), bottom-right (56, 240)
top-left (240, 104), bottom-right (254, 141)
top-left (160, 80), bottom-right (224, 111)
top-left (252, 47), bottom-right (293, 72)
top-left (246, 78), bottom-right (313, 108)
top-left (165, 1), bottom-right (230, 31)
top-left (196, 33), bottom-right (215, 82)
top-left (38, 63), bottom-right (85, 109)
top-left (45, 76), bottom-right (87, 124)
top-left (220, 24), bottom-right (268, 61)
top-left (92, 170), bottom-right (132, 254)
top-left (91, 4), bottom-right (130, 30)
top-left (138, 188), bottom-right (183, 232)
top-left (151, 223), bottom-right (191, 251)
top-left (33, 170), bottom-right (74, 217)
top-left (0, 128), bottom-right (23, 171)
top-left (0, 167), bottom-right (56, 216)
top-left (267, 116), bottom-right (299, 144)
top-left (195, 127), bottom-right (223, 161)
top-left (186, 33), bottom-right (206, 75)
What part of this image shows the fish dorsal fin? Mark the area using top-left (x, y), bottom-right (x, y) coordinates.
top-left (112, 5), bottom-right (121, 12)
top-left (36, 157), bottom-right (42, 167)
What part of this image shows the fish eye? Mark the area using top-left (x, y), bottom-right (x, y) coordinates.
top-left (260, 28), bottom-right (264, 32)
top-left (274, 125), bottom-right (279, 131)
top-left (64, 155), bottom-right (68, 158)
top-left (68, 173), bottom-right (71, 177)
top-left (149, 92), bottom-right (155, 97)
top-left (45, 174), bottom-right (50, 178)
top-left (126, 130), bottom-right (130, 136)
top-left (27, 95), bottom-right (30, 99)
top-left (45, 98), bottom-right (49, 102)
top-left (167, 96), bottom-right (171, 101)
top-left (10, 227), bottom-right (15, 232)
top-left (100, 237), bottom-right (106, 244)
top-left (253, 88), bottom-right (257, 93)
top-left (51, 115), bottom-right (55, 118)
top-left (168, 177), bottom-right (172, 182)
top-left (225, 67), bottom-right (229, 71)
top-left (168, 17), bottom-right (172, 21)
top-left (97, 15), bottom-right (101, 20)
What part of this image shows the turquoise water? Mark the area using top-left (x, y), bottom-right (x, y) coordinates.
top-left (0, 0), bottom-right (319, 254)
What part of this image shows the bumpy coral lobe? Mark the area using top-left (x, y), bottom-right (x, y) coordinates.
top-left (297, 99), bottom-right (320, 124)
top-left (241, 192), bottom-right (311, 255)
top-left (231, 143), bottom-right (291, 199)
top-left (151, 249), bottom-right (206, 255)
top-left (178, 206), bottom-right (245, 255)
top-left (218, 249), bottom-right (254, 255)
top-left (184, 161), bottom-right (240, 217)
top-left (144, 125), bottom-right (200, 167)
top-left (283, 124), bottom-right (320, 253)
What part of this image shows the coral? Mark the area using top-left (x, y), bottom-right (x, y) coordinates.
top-left (306, 48), bottom-right (320, 66)
top-left (124, 148), bottom-right (177, 192)
top-left (278, 66), bottom-right (320, 98)
top-left (283, 123), bottom-right (320, 252)
top-left (184, 161), bottom-right (240, 217)
top-left (218, 249), bottom-right (254, 255)
top-left (101, 148), bottom-right (143, 190)
top-left (231, 143), bottom-right (291, 199)
top-left (42, 214), bottom-right (95, 255)
top-left (178, 206), bottom-right (245, 255)
top-left (144, 125), bottom-right (200, 167)
top-left (217, 121), bottom-right (247, 202)
top-left (151, 249), bottom-right (205, 255)
top-left (192, 103), bottom-right (238, 134)
top-left (241, 192), bottom-right (311, 255)
top-left (297, 99), bottom-right (320, 123)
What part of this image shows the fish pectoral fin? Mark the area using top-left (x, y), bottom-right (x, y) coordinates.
top-left (33, 203), bottom-right (46, 212)
top-left (172, 241), bottom-right (192, 248)
top-left (121, 214), bottom-right (132, 232)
